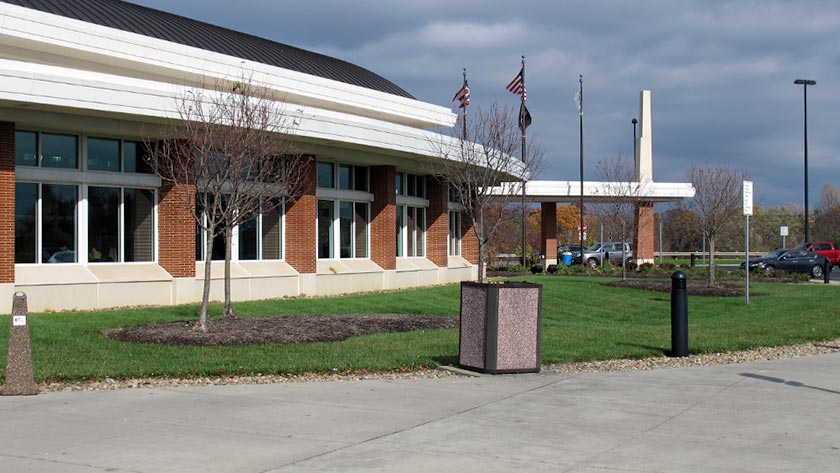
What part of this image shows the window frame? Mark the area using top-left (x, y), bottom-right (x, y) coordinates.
top-left (14, 130), bottom-right (160, 266)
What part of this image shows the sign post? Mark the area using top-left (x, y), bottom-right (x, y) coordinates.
top-left (780, 225), bottom-right (788, 249)
top-left (743, 181), bottom-right (753, 305)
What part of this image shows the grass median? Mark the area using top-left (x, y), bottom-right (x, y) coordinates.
top-left (1, 276), bottom-right (839, 383)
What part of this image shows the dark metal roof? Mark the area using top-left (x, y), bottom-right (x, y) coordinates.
top-left (1, 0), bottom-right (415, 99)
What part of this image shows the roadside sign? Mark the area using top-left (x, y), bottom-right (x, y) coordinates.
top-left (780, 226), bottom-right (788, 236)
top-left (743, 180), bottom-right (753, 216)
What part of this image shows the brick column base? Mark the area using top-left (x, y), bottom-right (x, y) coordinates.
top-left (633, 202), bottom-right (655, 264)
top-left (0, 122), bottom-right (13, 284)
top-left (540, 202), bottom-right (558, 265)
top-left (158, 183), bottom-right (196, 278)
top-left (426, 177), bottom-right (448, 267)
top-left (285, 161), bottom-right (317, 274)
top-left (370, 166), bottom-right (396, 270)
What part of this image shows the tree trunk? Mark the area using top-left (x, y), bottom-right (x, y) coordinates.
top-left (477, 209), bottom-right (485, 283)
top-left (621, 242), bottom-right (627, 281)
top-left (222, 225), bottom-right (235, 319)
top-left (198, 231), bottom-right (214, 332)
top-left (708, 237), bottom-right (716, 287)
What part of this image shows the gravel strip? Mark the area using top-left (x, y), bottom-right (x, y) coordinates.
top-left (543, 337), bottom-right (840, 374)
top-left (39, 338), bottom-right (840, 393)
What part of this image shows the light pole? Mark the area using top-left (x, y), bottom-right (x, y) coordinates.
top-left (631, 118), bottom-right (637, 160)
top-left (794, 79), bottom-right (816, 241)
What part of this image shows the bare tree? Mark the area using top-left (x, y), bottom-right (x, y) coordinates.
top-left (428, 103), bottom-right (543, 282)
top-left (684, 164), bottom-right (747, 287)
top-left (149, 73), bottom-right (311, 331)
top-left (814, 183), bottom-right (840, 242)
top-left (592, 154), bottom-right (645, 280)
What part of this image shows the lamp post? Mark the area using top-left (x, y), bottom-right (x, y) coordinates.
top-left (794, 79), bottom-right (816, 242)
top-left (632, 118), bottom-right (638, 160)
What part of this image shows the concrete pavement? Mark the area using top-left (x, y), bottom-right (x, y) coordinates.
top-left (1, 353), bottom-right (839, 472)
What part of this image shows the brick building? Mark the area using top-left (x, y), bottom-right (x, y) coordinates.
top-left (0, 0), bottom-right (484, 313)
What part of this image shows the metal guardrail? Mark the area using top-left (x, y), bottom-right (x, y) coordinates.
top-left (655, 251), bottom-right (762, 259)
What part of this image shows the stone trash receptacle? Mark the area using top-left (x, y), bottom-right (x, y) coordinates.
top-left (458, 281), bottom-right (542, 374)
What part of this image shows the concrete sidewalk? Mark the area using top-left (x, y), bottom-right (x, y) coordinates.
top-left (1, 353), bottom-right (839, 472)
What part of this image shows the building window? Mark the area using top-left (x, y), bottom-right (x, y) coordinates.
top-left (14, 183), bottom-right (38, 263)
top-left (123, 141), bottom-right (153, 174)
top-left (317, 162), bottom-right (334, 188)
top-left (196, 198), bottom-right (283, 262)
top-left (88, 187), bottom-right (155, 262)
top-left (87, 138), bottom-right (153, 174)
top-left (449, 210), bottom-right (462, 256)
top-left (124, 189), bottom-right (155, 261)
top-left (15, 131), bottom-right (37, 166)
top-left (41, 133), bottom-right (78, 169)
top-left (396, 173), bottom-right (426, 198)
top-left (87, 138), bottom-right (121, 172)
top-left (318, 162), bottom-right (368, 191)
top-left (16, 131), bottom-right (79, 169)
top-left (396, 205), bottom-right (425, 257)
top-left (16, 131), bottom-right (152, 174)
top-left (449, 183), bottom-right (461, 203)
top-left (14, 183), bottom-right (79, 264)
top-left (42, 184), bottom-right (78, 262)
top-left (14, 131), bottom-right (159, 266)
top-left (238, 201), bottom-right (284, 261)
top-left (318, 199), bottom-right (368, 259)
top-left (317, 199), bottom-right (334, 258)
top-left (88, 186), bottom-right (119, 261)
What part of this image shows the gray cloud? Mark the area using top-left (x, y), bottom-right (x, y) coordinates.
top-left (132, 0), bottom-right (840, 207)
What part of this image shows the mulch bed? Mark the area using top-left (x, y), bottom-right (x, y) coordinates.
top-left (601, 279), bottom-right (757, 297)
top-left (106, 314), bottom-right (458, 346)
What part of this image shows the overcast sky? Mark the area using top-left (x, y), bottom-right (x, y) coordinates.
top-left (132, 0), bottom-right (839, 208)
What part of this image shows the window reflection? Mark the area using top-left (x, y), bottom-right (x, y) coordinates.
top-left (41, 133), bottom-right (78, 169)
top-left (42, 184), bottom-right (78, 263)
top-left (14, 183), bottom-right (37, 263)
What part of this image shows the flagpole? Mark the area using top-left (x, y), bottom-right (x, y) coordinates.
top-left (520, 56), bottom-right (527, 270)
top-left (578, 74), bottom-right (585, 267)
top-left (462, 68), bottom-right (468, 140)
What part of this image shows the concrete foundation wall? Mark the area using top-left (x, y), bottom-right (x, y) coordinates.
top-left (6, 262), bottom-right (476, 313)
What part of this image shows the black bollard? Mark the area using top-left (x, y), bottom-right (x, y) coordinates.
top-left (825, 260), bottom-right (831, 284)
top-left (690, 253), bottom-right (696, 267)
top-left (670, 271), bottom-right (689, 357)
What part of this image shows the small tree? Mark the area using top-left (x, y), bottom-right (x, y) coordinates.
top-left (149, 73), bottom-right (310, 331)
top-left (428, 103), bottom-right (543, 282)
top-left (593, 154), bottom-right (645, 280)
top-left (684, 164), bottom-right (747, 287)
top-left (814, 183), bottom-right (840, 242)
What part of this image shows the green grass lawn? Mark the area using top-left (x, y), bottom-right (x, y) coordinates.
top-left (1, 276), bottom-right (839, 383)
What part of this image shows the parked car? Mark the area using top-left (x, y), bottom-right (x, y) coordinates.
top-left (791, 241), bottom-right (840, 269)
top-left (575, 242), bottom-right (633, 269)
top-left (740, 249), bottom-right (788, 271)
top-left (557, 244), bottom-right (582, 255)
top-left (741, 248), bottom-right (829, 278)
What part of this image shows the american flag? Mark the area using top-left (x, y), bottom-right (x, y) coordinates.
top-left (452, 80), bottom-right (470, 108)
top-left (506, 66), bottom-right (526, 101)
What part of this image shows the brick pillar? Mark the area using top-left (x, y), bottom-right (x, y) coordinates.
top-left (285, 159), bottom-right (317, 273)
top-left (541, 202), bottom-right (558, 265)
top-left (0, 122), bottom-right (13, 284)
top-left (461, 215), bottom-right (479, 265)
top-left (633, 201), bottom-right (655, 264)
top-left (158, 182), bottom-right (196, 278)
top-left (370, 165), bottom-right (396, 270)
top-left (426, 176), bottom-right (448, 267)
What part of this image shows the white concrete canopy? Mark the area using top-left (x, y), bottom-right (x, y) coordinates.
top-left (503, 180), bottom-right (695, 203)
